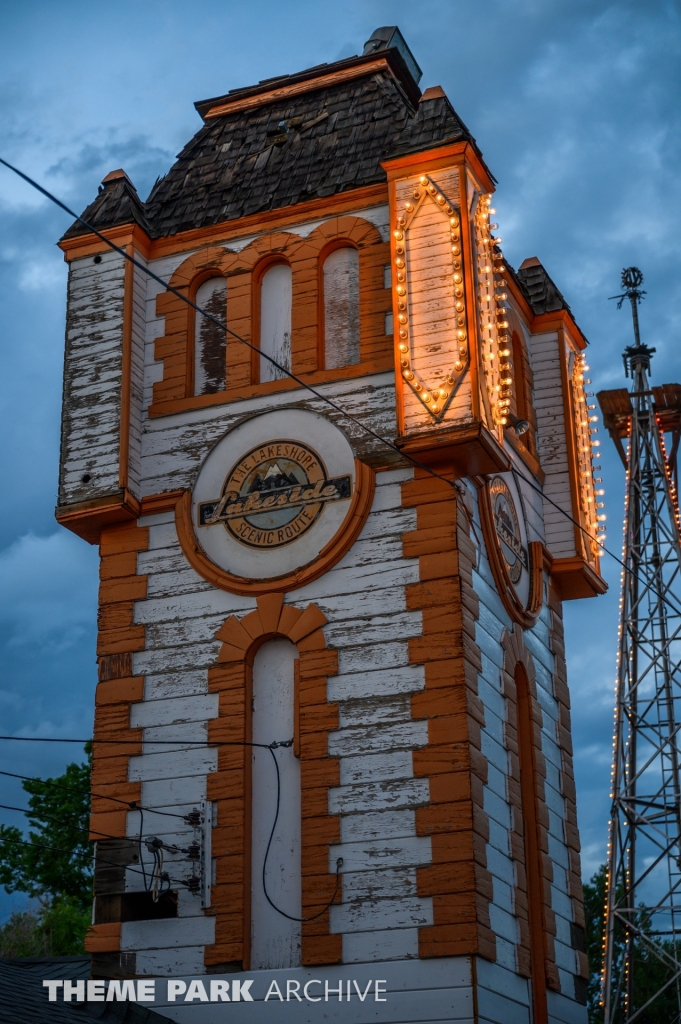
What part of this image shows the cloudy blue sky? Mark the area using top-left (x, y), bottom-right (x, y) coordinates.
top-left (0, 0), bottom-right (679, 919)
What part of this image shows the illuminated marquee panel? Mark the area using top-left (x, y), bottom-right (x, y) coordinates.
top-left (392, 174), bottom-right (468, 420)
top-left (472, 192), bottom-right (515, 432)
top-left (572, 352), bottom-right (605, 556)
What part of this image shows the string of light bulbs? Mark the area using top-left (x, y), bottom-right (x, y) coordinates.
top-left (0, 157), bottom-right (675, 611)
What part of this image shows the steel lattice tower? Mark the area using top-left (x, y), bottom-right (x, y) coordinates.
top-left (599, 269), bottom-right (681, 1023)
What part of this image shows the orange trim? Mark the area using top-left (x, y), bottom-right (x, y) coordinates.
top-left (148, 215), bottom-right (390, 416)
top-left (458, 163), bottom-right (483, 424)
top-left (514, 660), bottom-right (550, 1021)
top-left (476, 478), bottom-right (543, 628)
top-left (146, 357), bottom-right (393, 418)
top-left (85, 922), bottom-right (121, 953)
top-left (551, 556), bottom-right (608, 600)
top-left (502, 625), bottom-right (562, 994)
top-left (293, 658), bottom-right (301, 758)
top-left (175, 459), bottom-right (375, 595)
top-left (58, 224), bottom-right (151, 262)
top-left (55, 490), bottom-right (141, 545)
top-left (58, 185), bottom-right (388, 263)
top-left (557, 326), bottom-right (586, 560)
top-left (119, 245), bottom-right (134, 490)
top-left (387, 177), bottom-right (405, 435)
top-left (397, 422), bottom-right (510, 476)
top-left (89, 522), bottom-right (147, 849)
top-left (204, 59), bottom-right (391, 118)
top-left (382, 141), bottom-right (495, 194)
top-left (403, 466), bottom-right (496, 962)
top-left (532, 309), bottom-right (588, 351)
top-left (139, 489), bottom-right (185, 516)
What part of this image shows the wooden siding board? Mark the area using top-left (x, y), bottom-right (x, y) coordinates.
top-left (330, 896), bottom-right (434, 934)
top-left (530, 329), bottom-right (578, 559)
top-left (330, 779), bottom-right (430, 815)
top-left (139, 372), bottom-right (400, 496)
top-left (60, 248), bottom-right (126, 506)
top-left (328, 665), bottom-right (425, 702)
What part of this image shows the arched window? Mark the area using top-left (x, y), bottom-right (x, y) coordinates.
top-left (250, 638), bottom-right (301, 968)
top-left (514, 662), bottom-right (548, 1024)
top-left (193, 278), bottom-right (226, 396)
top-left (322, 246), bottom-right (360, 369)
top-left (259, 263), bottom-right (292, 382)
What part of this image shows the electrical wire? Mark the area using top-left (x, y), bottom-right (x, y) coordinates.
top-left (0, 159), bottom-right (677, 595)
top-left (0, 157), bottom-right (462, 501)
top-left (512, 460), bottom-right (647, 589)
top-left (261, 743), bottom-right (342, 922)
top-left (0, 835), bottom-right (185, 891)
top-left (0, 739), bottom-right (342, 921)
top-left (3, 156), bottom-right (681, 929)
top-left (0, 801), bottom-right (185, 846)
top-left (0, 767), bottom-right (195, 821)
top-left (1, 161), bottom-right (674, 612)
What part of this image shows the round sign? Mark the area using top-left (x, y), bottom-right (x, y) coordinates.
top-left (198, 440), bottom-right (351, 550)
top-left (478, 470), bottom-right (540, 627)
top-left (188, 409), bottom-right (361, 583)
top-left (489, 475), bottom-right (527, 584)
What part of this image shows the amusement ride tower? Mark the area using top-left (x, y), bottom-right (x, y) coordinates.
top-left (599, 269), bottom-right (681, 1022)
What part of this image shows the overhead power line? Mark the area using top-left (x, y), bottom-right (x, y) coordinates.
top-left (0, 156), bottom-right (459, 499)
top-left (0, 161), bottom-right (676, 613)
top-left (0, 835), bottom-right (186, 891)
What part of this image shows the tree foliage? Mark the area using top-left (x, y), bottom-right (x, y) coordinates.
top-left (584, 862), bottom-right (681, 1023)
top-left (0, 752), bottom-right (92, 955)
top-left (584, 864), bottom-right (606, 1022)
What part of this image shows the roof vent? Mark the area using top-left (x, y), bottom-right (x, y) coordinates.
top-left (363, 26), bottom-right (422, 85)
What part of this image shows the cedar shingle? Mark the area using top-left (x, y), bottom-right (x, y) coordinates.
top-left (62, 65), bottom-right (475, 241)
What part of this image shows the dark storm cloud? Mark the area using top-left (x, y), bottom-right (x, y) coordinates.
top-left (0, 1), bottom-right (678, 921)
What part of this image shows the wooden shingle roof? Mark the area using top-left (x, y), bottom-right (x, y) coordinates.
top-left (517, 256), bottom-right (572, 316)
top-left (62, 49), bottom-right (474, 241)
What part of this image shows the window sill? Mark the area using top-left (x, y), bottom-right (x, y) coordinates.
top-left (147, 354), bottom-right (394, 419)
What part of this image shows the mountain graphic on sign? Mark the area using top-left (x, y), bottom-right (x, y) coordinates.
top-left (248, 462), bottom-right (300, 493)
